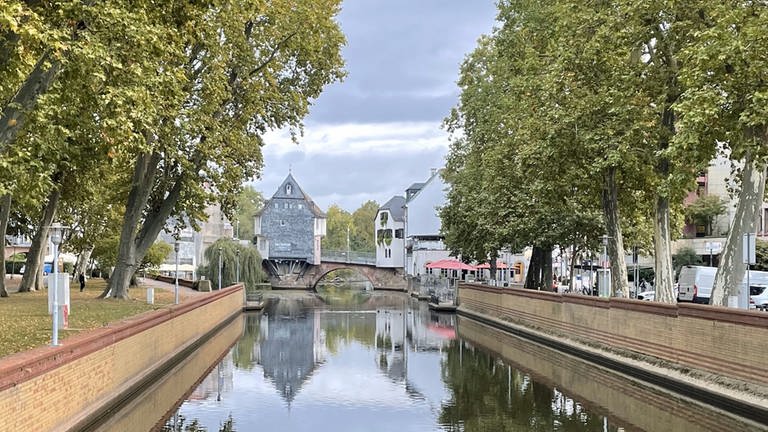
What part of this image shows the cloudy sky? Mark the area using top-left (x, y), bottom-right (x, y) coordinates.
top-left (255, 1), bottom-right (498, 211)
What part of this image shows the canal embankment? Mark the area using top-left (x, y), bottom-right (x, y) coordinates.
top-left (0, 284), bottom-right (243, 432)
top-left (457, 283), bottom-right (768, 424)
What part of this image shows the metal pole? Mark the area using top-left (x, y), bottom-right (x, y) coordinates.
top-left (10, 244), bottom-right (14, 279)
top-left (236, 249), bottom-right (240, 283)
top-left (50, 223), bottom-right (63, 347)
top-left (709, 247), bottom-right (713, 267)
top-left (218, 247), bottom-right (223, 290)
top-left (346, 225), bottom-right (350, 263)
top-left (174, 241), bottom-right (180, 305)
top-left (52, 240), bottom-right (59, 346)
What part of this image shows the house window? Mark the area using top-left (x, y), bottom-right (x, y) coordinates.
top-left (298, 203), bottom-right (303, 209)
top-left (395, 229), bottom-right (404, 239)
top-left (286, 184), bottom-right (292, 195)
top-left (379, 212), bottom-right (388, 225)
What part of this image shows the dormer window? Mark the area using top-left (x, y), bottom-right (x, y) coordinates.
top-left (286, 184), bottom-right (292, 195)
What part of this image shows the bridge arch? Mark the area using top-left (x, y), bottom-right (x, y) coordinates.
top-left (311, 263), bottom-right (377, 291)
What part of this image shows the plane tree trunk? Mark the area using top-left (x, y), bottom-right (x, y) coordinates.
top-left (711, 149), bottom-right (767, 306)
top-left (19, 187), bottom-right (61, 292)
top-left (103, 151), bottom-right (185, 299)
top-left (0, 194), bottom-right (10, 297)
top-left (601, 166), bottom-right (629, 297)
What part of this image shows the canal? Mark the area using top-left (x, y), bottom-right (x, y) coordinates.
top-left (93, 291), bottom-right (762, 432)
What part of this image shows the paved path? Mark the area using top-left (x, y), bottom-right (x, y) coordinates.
top-left (3, 275), bottom-right (207, 301)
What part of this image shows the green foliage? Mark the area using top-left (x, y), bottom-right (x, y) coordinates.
top-left (323, 204), bottom-right (352, 251)
top-left (684, 195), bottom-right (726, 236)
top-left (235, 185), bottom-right (263, 242)
top-left (92, 237), bottom-right (172, 273)
top-left (672, 247), bottom-right (703, 278)
top-left (755, 240), bottom-right (768, 272)
top-left (203, 238), bottom-right (266, 291)
top-left (350, 200), bottom-right (378, 252)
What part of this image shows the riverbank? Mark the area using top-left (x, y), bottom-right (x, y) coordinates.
top-left (457, 283), bottom-right (768, 425)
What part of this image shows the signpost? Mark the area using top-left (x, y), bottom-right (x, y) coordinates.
top-left (742, 233), bottom-right (756, 309)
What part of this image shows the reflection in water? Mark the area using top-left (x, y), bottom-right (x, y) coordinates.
top-left (152, 293), bottom-right (760, 432)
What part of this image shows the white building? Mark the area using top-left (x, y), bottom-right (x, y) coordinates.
top-left (404, 169), bottom-right (451, 277)
top-left (158, 202), bottom-right (234, 279)
top-left (375, 196), bottom-right (406, 268)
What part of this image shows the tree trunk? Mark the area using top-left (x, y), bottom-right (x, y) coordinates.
top-left (105, 150), bottom-right (186, 298)
top-left (569, 245), bottom-right (579, 290)
top-left (76, 247), bottom-right (93, 279)
top-left (542, 245), bottom-right (553, 291)
top-left (0, 194), bottom-right (10, 297)
top-left (601, 166), bottom-right (629, 297)
top-left (524, 246), bottom-right (542, 289)
top-left (489, 251), bottom-right (498, 281)
top-left (654, 194), bottom-right (676, 303)
top-left (19, 188), bottom-right (60, 292)
top-left (0, 51), bottom-right (62, 155)
top-left (711, 151), bottom-right (767, 306)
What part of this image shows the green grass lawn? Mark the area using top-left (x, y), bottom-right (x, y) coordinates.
top-left (0, 279), bottom-right (175, 358)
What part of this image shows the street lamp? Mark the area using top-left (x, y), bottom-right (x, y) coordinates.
top-left (218, 247), bottom-right (223, 290)
top-left (174, 240), bottom-right (180, 305)
top-left (50, 223), bottom-right (67, 346)
top-left (236, 249), bottom-right (241, 284)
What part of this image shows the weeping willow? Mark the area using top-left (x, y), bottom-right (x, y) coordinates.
top-left (203, 239), bottom-right (266, 290)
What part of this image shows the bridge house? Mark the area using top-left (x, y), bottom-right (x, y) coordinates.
top-left (254, 173), bottom-right (327, 279)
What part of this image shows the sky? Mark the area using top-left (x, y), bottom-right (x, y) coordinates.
top-left (254, 1), bottom-right (498, 212)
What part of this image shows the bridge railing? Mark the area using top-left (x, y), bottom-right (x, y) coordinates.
top-left (321, 250), bottom-right (376, 266)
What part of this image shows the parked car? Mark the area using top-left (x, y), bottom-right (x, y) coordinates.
top-left (637, 290), bottom-right (655, 301)
top-left (677, 266), bottom-right (716, 304)
top-left (750, 285), bottom-right (768, 310)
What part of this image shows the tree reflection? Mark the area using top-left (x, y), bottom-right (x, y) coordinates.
top-left (232, 313), bottom-right (263, 370)
top-left (438, 341), bottom-right (614, 431)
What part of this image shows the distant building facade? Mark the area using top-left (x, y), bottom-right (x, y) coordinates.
top-left (375, 196), bottom-right (406, 268)
top-left (404, 169), bottom-right (451, 277)
top-left (254, 174), bottom-right (327, 277)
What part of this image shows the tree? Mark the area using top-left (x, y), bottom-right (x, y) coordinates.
top-left (235, 186), bottom-right (263, 243)
top-left (674, 2), bottom-right (768, 306)
top-left (105, 1), bottom-right (346, 299)
top-left (203, 239), bottom-right (266, 291)
top-left (323, 205), bottom-right (352, 251)
top-left (684, 195), bottom-right (727, 237)
top-left (92, 237), bottom-right (172, 278)
top-left (350, 200), bottom-right (378, 253)
top-left (755, 240), bottom-right (768, 272)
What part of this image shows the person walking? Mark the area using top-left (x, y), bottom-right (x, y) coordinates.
top-left (78, 272), bottom-right (86, 292)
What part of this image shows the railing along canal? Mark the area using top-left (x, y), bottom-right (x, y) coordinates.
top-left (321, 250), bottom-right (376, 265)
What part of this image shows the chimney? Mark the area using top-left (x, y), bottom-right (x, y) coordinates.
top-left (430, 167), bottom-right (438, 177)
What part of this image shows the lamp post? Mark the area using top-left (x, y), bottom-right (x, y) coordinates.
top-left (50, 223), bottom-right (66, 346)
top-left (236, 249), bottom-right (241, 283)
top-left (218, 247), bottom-right (223, 290)
top-left (601, 234), bottom-right (611, 297)
top-left (174, 240), bottom-right (180, 305)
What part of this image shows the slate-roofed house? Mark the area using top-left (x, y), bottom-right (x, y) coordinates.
top-left (375, 196), bottom-right (406, 268)
top-left (254, 174), bottom-right (327, 278)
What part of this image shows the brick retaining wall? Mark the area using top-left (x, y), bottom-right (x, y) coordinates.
top-left (458, 283), bottom-right (768, 387)
top-left (0, 284), bottom-right (243, 432)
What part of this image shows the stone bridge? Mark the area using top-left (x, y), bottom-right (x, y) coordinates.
top-left (268, 261), bottom-right (407, 291)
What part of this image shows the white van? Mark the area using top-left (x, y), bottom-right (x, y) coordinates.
top-left (677, 266), bottom-right (716, 304)
top-left (679, 267), bottom-right (768, 306)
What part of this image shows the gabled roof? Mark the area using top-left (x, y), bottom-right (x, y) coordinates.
top-left (405, 169), bottom-right (443, 205)
top-left (406, 182), bottom-right (425, 192)
top-left (379, 196), bottom-right (406, 222)
top-left (259, 173), bottom-right (326, 218)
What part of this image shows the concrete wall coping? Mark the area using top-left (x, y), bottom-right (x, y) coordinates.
top-left (0, 284), bottom-right (243, 393)
top-left (460, 283), bottom-right (768, 327)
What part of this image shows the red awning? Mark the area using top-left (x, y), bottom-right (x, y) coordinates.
top-left (426, 259), bottom-right (476, 271)
top-left (476, 260), bottom-right (509, 269)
